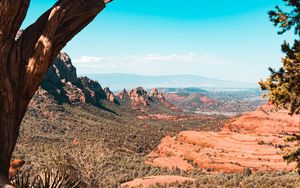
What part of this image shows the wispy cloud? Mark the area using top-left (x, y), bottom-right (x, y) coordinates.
top-left (73, 53), bottom-right (221, 64)
top-left (72, 53), bottom-right (223, 75)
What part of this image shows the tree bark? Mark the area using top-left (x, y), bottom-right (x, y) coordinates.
top-left (0, 0), bottom-right (110, 185)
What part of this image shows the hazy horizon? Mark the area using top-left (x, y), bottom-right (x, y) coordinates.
top-left (81, 73), bottom-right (260, 91)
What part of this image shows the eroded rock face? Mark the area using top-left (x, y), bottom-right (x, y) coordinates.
top-left (149, 88), bottom-right (164, 99)
top-left (55, 52), bottom-right (79, 84)
top-left (149, 88), bottom-right (180, 111)
top-left (80, 77), bottom-right (107, 100)
top-left (116, 89), bottom-right (129, 100)
top-left (104, 87), bottom-right (118, 104)
top-left (35, 53), bottom-right (177, 112)
top-left (129, 87), bottom-right (150, 107)
top-left (147, 105), bottom-right (300, 173)
top-left (40, 52), bottom-right (108, 106)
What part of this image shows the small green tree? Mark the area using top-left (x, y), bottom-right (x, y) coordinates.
top-left (259, 0), bottom-right (300, 173)
top-left (260, 0), bottom-right (300, 115)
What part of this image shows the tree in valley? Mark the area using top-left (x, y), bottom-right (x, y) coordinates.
top-left (259, 0), bottom-right (300, 173)
top-left (0, 0), bottom-right (111, 185)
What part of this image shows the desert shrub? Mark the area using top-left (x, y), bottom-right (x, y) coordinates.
top-left (11, 168), bottom-right (82, 188)
top-left (150, 172), bottom-right (300, 188)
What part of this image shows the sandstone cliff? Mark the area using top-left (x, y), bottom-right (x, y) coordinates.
top-left (34, 53), bottom-right (177, 114)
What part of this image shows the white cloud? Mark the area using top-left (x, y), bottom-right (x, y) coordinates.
top-left (73, 53), bottom-right (220, 64)
top-left (72, 53), bottom-right (223, 75)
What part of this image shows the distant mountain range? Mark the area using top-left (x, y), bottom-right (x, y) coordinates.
top-left (81, 73), bottom-right (259, 91)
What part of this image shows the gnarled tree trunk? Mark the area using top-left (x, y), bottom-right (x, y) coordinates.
top-left (0, 0), bottom-right (111, 186)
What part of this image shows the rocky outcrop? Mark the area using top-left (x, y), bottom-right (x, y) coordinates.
top-left (149, 88), bottom-right (165, 100)
top-left (36, 53), bottom-right (177, 113)
top-left (129, 87), bottom-right (150, 107)
top-left (116, 89), bottom-right (129, 100)
top-left (104, 87), bottom-right (118, 104)
top-left (149, 88), bottom-right (179, 111)
top-left (80, 77), bottom-right (107, 101)
top-left (40, 52), bottom-right (111, 107)
top-left (117, 87), bottom-right (178, 111)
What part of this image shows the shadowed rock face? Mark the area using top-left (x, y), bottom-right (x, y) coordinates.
top-left (104, 87), bottom-right (118, 104)
top-left (80, 77), bottom-right (106, 99)
top-left (116, 89), bottom-right (129, 100)
top-left (41, 52), bottom-right (108, 107)
top-left (36, 53), bottom-right (177, 113)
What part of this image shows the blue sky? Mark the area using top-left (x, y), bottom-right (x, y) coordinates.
top-left (23, 0), bottom-right (293, 83)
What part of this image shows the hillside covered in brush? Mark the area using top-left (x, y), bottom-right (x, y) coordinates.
top-left (14, 53), bottom-right (226, 187)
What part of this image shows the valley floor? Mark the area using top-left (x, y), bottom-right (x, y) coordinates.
top-left (14, 98), bottom-right (225, 187)
top-left (13, 96), bottom-right (300, 187)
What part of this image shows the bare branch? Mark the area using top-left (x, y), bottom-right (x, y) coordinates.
top-left (104, 0), bottom-right (114, 4)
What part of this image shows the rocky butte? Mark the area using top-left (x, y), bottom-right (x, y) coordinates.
top-left (31, 52), bottom-right (175, 114)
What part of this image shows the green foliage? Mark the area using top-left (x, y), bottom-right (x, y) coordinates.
top-left (15, 103), bottom-right (225, 187)
top-left (259, 40), bottom-right (300, 115)
top-left (269, 0), bottom-right (300, 35)
top-left (260, 0), bottom-right (300, 175)
top-left (282, 134), bottom-right (300, 174)
top-left (260, 0), bottom-right (300, 115)
top-left (150, 172), bottom-right (300, 188)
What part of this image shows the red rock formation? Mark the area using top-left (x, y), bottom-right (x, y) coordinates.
top-left (147, 105), bottom-right (300, 173)
top-left (149, 88), bottom-right (165, 100)
top-left (104, 87), bottom-right (118, 104)
top-left (116, 89), bottom-right (129, 100)
top-left (32, 53), bottom-right (179, 115)
top-left (129, 87), bottom-right (150, 107)
top-left (40, 52), bottom-right (108, 107)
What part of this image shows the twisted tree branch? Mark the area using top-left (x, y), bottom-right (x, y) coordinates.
top-left (17, 0), bottom-right (107, 102)
top-left (0, 0), bottom-right (30, 41)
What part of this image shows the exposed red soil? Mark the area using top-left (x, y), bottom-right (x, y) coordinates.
top-left (164, 93), bottom-right (186, 103)
top-left (200, 96), bottom-right (215, 105)
top-left (147, 105), bottom-right (300, 173)
top-left (9, 159), bottom-right (25, 177)
top-left (136, 114), bottom-right (207, 121)
top-left (121, 175), bottom-right (194, 188)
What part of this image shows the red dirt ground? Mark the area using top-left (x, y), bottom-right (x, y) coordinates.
top-left (121, 176), bottom-right (194, 188)
top-left (136, 114), bottom-right (201, 121)
top-left (147, 105), bottom-right (300, 173)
